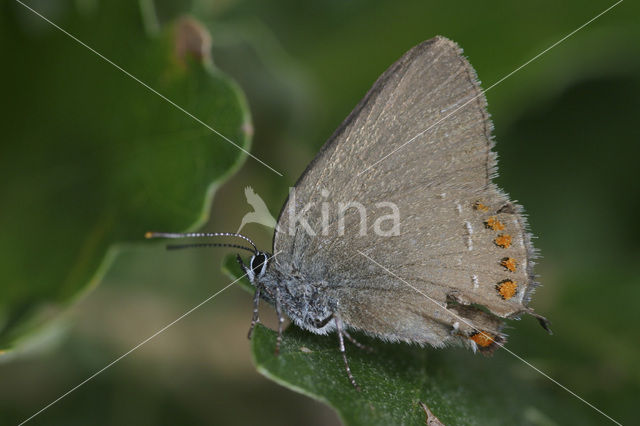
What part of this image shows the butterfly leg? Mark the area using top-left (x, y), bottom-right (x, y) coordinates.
top-left (247, 286), bottom-right (261, 340)
top-left (335, 316), bottom-right (361, 391)
top-left (238, 254), bottom-right (262, 340)
top-left (274, 288), bottom-right (285, 356)
top-left (342, 329), bottom-right (373, 352)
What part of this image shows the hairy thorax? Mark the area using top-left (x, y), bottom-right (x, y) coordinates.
top-left (258, 266), bottom-right (338, 335)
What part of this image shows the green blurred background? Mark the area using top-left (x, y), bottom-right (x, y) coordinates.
top-left (1, 0), bottom-right (639, 424)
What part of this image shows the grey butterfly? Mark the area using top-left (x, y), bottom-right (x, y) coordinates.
top-left (149, 35), bottom-right (550, 389)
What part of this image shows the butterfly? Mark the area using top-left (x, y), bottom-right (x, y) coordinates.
top-left (148, 36), bottom-right (550, 390)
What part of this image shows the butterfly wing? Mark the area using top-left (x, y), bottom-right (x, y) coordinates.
top-left (273, 36), bottom-right (539, 347)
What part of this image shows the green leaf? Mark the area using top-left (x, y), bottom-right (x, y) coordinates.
top-left (250, 325), bottom-right (597, 426)
top-left (0, 2), bottom-right (251, 351)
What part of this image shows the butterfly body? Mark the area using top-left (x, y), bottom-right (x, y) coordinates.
top-left (259, 267), bottom-right (337, 334)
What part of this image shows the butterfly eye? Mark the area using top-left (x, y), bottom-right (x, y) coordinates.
top-left (250, 253), bottom-right (268, 278)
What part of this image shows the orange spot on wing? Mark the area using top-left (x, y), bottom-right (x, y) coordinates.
top-left (473, 201), bottom-right (489, 212)
top-left (470, 331), bottom-right (495, 347)
top-left (484, 216), bottom-right (505, 231)
top-left (496, 279), bottom-right (518, 300)
top-left (500, 257), bottom-right (517, 272)
top-left (494, 234), bottom-right (512, 248)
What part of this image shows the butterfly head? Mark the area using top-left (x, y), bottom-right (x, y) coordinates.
top-left (247, 250), bottom-right (270, 283)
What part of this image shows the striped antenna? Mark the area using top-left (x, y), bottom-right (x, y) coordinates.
top-left (166, 242), bottom-right (256, 254)
top-left (145, 231), bottom-right (257, 253)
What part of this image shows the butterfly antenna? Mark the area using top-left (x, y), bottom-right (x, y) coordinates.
top-left (145, 231), bottom-right (258, 253)
top-left (166, 242), bottom-right (256, 254)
